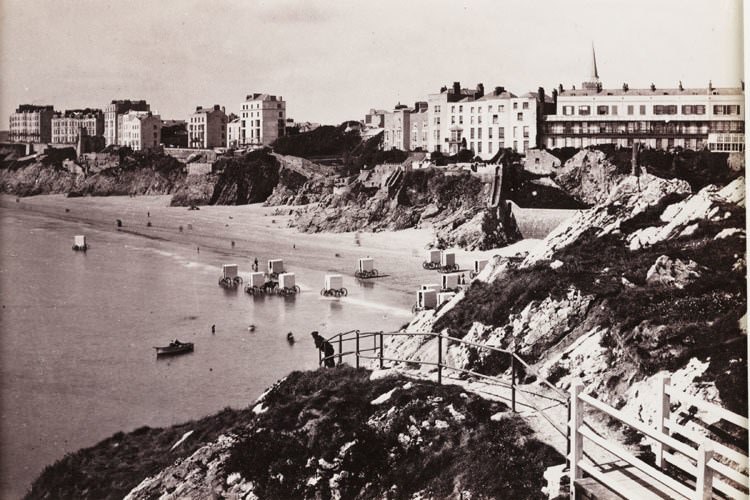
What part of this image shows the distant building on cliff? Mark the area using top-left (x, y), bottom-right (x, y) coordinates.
top-left (240, 93), bottom-right (286, 147)
top-left (9, 104), bottom-right (56, 143)
top-left (226, 117), bottom-right (242, 148)
top-left (383, 102), bottom-right (428, 152)
top-left (542, 46), bottom-right (745, 151)
top-left (104, 99), bottom-right (151, 146)
top-left (188, 105), bottom-right (227, 149)
top-left (120, 111), bottom-right (161, 151)
top-left (51, 109), bottom-right (104, 144)
top-left (425, 82), bottom-right (548, 158)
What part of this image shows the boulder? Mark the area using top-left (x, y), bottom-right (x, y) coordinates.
top-left (646, 255), bottom-right (703, 289)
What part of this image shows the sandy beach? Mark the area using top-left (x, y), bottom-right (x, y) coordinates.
top-left (1, 194), bottom-right (541, 295)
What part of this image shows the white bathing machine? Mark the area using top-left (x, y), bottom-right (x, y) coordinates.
top-left (322, 274), bottom-right (347, 296)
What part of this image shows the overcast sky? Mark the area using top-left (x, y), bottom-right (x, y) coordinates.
top-left (0, 0), bottom-right (744, 125)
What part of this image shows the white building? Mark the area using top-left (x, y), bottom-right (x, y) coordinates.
top-left (226, 118), bottom-right (242, 148)
top-left (120, 111), bottom-right (161, 151)
top-left (543, 47), bottom-right (745, 150)
top-left (240, 93), bottom-right (286, 147)
top-left (188, 105), bottom-right (226, 149)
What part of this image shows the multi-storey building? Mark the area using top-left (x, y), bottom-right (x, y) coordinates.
top-left (9, 104), bottom-right (55, 143)
top-left (51, 109), bottom-right (104, 144)
top-left (104, 99), bottom-right (150, 146)
top-left (365, 109), bottom-right (386, 128)
top-left (188, 105), bottom-right (227, 149)
top-left (239, 93), bottom-right (285, 147)
top-left (119, 111), bottom-right (161, 151)
top-left (226, 118), bottom-right (242, 148)
top-left (542, 49), bottom-right (745, 150)
top-left (383, 102), bottom-right (428, 151)
top-left (423, 82), bottom-right (546, 159)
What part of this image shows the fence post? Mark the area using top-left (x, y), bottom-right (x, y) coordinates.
top-left (318, 342), bottom-right (322, 367)
top-left (437, 333), bottom-right (442, 385)
top-left (655, 375), bottom-right (671, 468)
top-left (566, 396), bottom-right (572, 470)
top-left (511, 354), bottom-right (516, 413)
top-left (695, 441), bottom-right (714, 500)
top-left (569, 384), bottom-right (584, 499)
top-left (379, 331), bottom-right (384, 369)
top-left (355, 330), bottom-right (360, 369)
top-left (338, 335), bottom-right (343, 366)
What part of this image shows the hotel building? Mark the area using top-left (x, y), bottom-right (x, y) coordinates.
top-left (542, 48), bottom-right (745, 150)
top-left (240, 93), bottom-right (286, 147)
top-left (383, 102), bottom-right (428, 152)
top-left (104, 100), bottom-right (150, 146)
top-left (51, 109), bottom-right (104, 144)
top-left (9, 104), bottom-right (55, 143)
top-left (188, 105), bottom-right (227, 149)
top-left (119, 111), bottom-right (161, 151)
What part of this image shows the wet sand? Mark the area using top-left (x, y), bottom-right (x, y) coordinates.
top-left (1, 194), bottom-right (541, 294)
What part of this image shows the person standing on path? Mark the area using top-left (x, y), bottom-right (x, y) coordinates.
top-left (311, 331), bottom-right (335, 367)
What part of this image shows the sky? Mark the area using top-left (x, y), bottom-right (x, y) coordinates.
top-left (0, 0), bottom-right (744, 125)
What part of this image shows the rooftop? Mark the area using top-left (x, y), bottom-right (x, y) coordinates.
top-left (559, 86), bottom-right (744, 97)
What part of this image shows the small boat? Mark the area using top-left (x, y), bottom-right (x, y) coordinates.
top-left (154, 340), bottom-right (194, 356)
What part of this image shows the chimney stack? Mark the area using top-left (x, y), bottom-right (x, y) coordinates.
top-left (476, 83), bottom-right (484, 98)
top-left (453, 81), bottom-right (461, 95)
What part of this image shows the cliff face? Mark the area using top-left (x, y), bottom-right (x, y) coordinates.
top-left (390, 173), bottom-right (746, 422)
top-left (28, 368), bottom-right (561, 500)
top-left (294, 168), bottom-right (521, 250)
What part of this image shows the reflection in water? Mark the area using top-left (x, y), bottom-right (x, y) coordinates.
top-left (356, 279), bottom-right (375, 289)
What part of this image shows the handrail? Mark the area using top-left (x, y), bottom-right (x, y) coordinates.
top-left (317, 328), bottom-right (571, 449)
top-left (665, 386), bottom-right (749, 429)
top-left (571, 383), bottom-right (750, 500)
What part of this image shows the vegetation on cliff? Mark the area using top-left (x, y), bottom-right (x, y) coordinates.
top-left (28, 368), bottom-right (561, 500)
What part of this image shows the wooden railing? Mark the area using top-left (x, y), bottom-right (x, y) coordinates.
top-left (319, 329), bottom-right (568, 435)
top-left (570, 377), bottom-right (749, 499)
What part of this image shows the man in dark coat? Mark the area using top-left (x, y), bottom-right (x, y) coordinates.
top-left (311, 331), bottom-right (335, 367)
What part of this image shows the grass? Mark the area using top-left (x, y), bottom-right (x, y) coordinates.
top-left (225, 367), bottom-right (561, 499)
top-left (25, 407), bottom-right (258, 500)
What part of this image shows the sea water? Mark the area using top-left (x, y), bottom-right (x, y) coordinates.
top-left (0, 207), bottom-right (413, 498)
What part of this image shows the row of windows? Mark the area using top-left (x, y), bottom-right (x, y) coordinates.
top-left (545, 120), bottom-right (744, 135)
top-left (561, 103), bottom-right (742, 117)
top-left (709, 142), bottom-right (744, 152)
top-left (449, 112), bottom-right (527, 125)
top-left (449, 102), bottom-right (529, 114)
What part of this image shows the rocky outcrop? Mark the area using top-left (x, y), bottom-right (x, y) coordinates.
top-left (294, 168), bottom-right (521, 250)
top-left (392, 173), bottom-right (747, 418)
top-left (31, 368), bottom-right (562, 499)
top-left (554, 149), bottom-right (628, 205)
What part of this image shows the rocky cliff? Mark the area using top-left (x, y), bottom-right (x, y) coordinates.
top-left (294, 168), bottom-right (521, 250)
top-left (27, 368), bottom-right (560, 500)
top-left (388, 173), bottom-right (746, 424)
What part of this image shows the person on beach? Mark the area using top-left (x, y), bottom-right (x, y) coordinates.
top-left (231, 241), bottom-right (235, 248)
top-left (211, 324), bottom-right (215, 334)
top-left (311, 331), bottom-right (335, 367)
top-left (253, 258), bottom-right (259, 271)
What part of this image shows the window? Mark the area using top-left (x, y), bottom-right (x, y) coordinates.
top-left (451, 106), bottom-right (455, 113)
top-left (499, 140), bottom-right (505, 148)
top-left (563, 105), bottom-right (575, 116)
top-left (640, 105), bottom-right (647, 115)
top-left (597, 105), bottom-right (609, 115)
top-left (478, 115), bottom-right (482, 124)
top-left (714, 105), bottom-right (741, 115)
top-left (451, 116), bottom-right (456, 124)
top-left (488, 142), bottom-right (493, 154)
top-left (627, 105), bottom-right (634, 115)
top-left (469, 142), bottom-right (474, 151)
top-left (522, 102), bottom-right (529, 110)
top-left (488, 105), bottom-right (493, 112)
top-left (522, 126), bottom-right (529, 138)
top-left (478, 107), bottom-right (482, 113)
top-left (499, 105), bottom-right (505, 112)
top-left (470, 107), bottom-right (474, 114)
top-left (682, 105), bottom-right (693, 115)
top-left (695, 105), bottom-right (706, 115)
top-left (470, 116), bottom-right (474, 124)
top-left (488, 127), bottom-right (493, 139)
top-left (513, 140), bottom-right (518, 151)
top-left (579, 105), bottom-right (590, 115)
top-left (279, 112), bottom-right (283, 117)
top-left (478, 142), bottom-right (482, 153)
top-left (492, 115), bottom-right (499, 124)
top-left (459, 105), bottom-right (463, 112)
top-left (499, 127), bottom-right (505, 137)
top-left (513, 102), bottom-right (518, 110)
top-left (470, 128), bottom-right (475, 139)
top-left (434, 105), bottom-right (441, 113)
top-left (478, 128), bottom-right (482, 139)
top-left (513, 126), bottom-right (518, 138)
top-left (459, 116), bottom-right (463, 124)
top-left (611, 106), bottom-right (618, 115)
top-left (523, 140), bottom-right (529, 152)
top-left (517, 112), bottom-right (523, 121)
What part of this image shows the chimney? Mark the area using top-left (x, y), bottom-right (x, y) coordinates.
top-left (440, 85), bottom-right (448, 93)
top-left (453, 81), bottom-right (461, 95)
top-left (650, 83), bottom-right (656, 91)
top-left (708, 80), bottom-right (713, 91)
top-left (476, 83), bottom-right (484, 98)
top-left (622, 83), bottom-right (629, 91)
top-left (551, 88), bottom-right (558, 106)
top-left (537, 86), bottom-right (545, 104)
top-left (494, 86), bottom-right (505, 95)
top-left (558, 83), bottom-right (564, 93)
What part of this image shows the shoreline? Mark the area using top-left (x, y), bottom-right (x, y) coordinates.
top-left (1, 194), bottom-right (542, 295)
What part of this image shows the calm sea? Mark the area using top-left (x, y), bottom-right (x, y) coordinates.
top-left (0, 207), bottom-right (412, 498)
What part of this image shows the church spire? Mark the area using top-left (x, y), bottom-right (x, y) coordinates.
top-left (582, 43), bottom-right (601, 91)
top-left (591, 43), bottom-right (599, 80)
